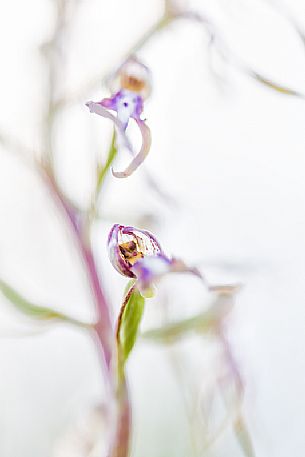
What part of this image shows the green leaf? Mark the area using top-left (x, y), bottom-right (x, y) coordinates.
top-left (141, 301), bottom-right (229, 343)
top-left (0, 279), bottom-right (92, 328)
top-left (250, 71), bottom-right (304, 98)
top-left (123, 279), bottom-right (136, 295)
top-left (117, 285), bottom-right (145, 365)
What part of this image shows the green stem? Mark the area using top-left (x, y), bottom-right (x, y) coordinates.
top-left (97, 130), bottom-right (118, 191)
top-left (87, 130), bottom-right (118, 228)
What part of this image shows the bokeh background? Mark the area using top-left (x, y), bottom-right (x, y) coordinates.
top-left (1, 0), bottom-right (305, 456)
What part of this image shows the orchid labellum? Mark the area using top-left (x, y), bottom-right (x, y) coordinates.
top-left (108, 224), bottom-right (203, 297)
top-left (86, 57), bottom-right (152, 178)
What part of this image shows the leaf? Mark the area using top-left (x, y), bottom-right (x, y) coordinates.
top-left (0, 279), bottom-right (91, 328)
top-left (141, 300), bottom-right (230, 343)
top-left (124, 279), bottom-right (136, 295)
top-left (117, 285), bottom-right (145, 365)
top-left (250, 71), bottom-right (304, 98)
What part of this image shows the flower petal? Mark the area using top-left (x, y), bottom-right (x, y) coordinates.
top-left (121, 226), bottom-right (163, 256)
top-left (107, 225), bottom-right (207, 297)
top-left (131, 254), bottom-right (171, 293)
top-left (108, 224), bottom-right (136, 278)
top-left (107, 224), bottom-right (163, 278)
top-left (108, 56), bottom-right (152, 99)
top-left (85, 101), bottom-right (133, 152)
top-left (131, 255), bottom-right (205, 296)
top-left (99, 97), bottom-right (117, 110)
top-left (111, 119), bottom-right (151, 178)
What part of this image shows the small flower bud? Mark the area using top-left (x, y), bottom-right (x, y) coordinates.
top-left (108, 224), bottom-right (204, 296)
top-left (107, 224), bottom-right (162, 279)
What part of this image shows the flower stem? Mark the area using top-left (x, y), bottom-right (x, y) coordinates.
top-left (108, 284), bottom-right (137, 457)
top-left (110, 375), bottom-right (131, 457)
top-left (43, 165), bottom-right (133, 456)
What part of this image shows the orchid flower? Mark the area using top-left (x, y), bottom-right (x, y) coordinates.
top-left (86, 57), bottom-right (152, 179)
top-left (108, 224), bottom-right (203, 297)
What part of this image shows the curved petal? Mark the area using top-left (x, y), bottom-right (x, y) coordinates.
top-left (107, 224), bottom-right (164, 279)
top-left (99, 97), bottom-right (117, 110)
top-left (121, 226), bottom-right (163, 256)
top-left (131, 254), bottom-right (171, 294)
top-left (107, 224), bottom-right (136, 278)
top-left (168, 258), bottom-right (205, 282)
top-left (85, 101), bottom-right (132, 152)
top-left (112, 119), bottom-right (151, 178)
top-left (132, 255), bottom-right (205, 296)
top-left (107, 225), bottom-right (207, 297)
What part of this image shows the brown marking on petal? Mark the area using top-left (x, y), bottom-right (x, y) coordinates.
top-left (120, 74), bottom-right (146, 93)
top-left (119, 241), bottom-right (144, 266)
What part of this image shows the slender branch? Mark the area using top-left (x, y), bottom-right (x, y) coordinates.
top-left (40, 0), bottom-right (115, 370)
top-left (0, 278), bottom-right (94, 329)
top-left (41, 165), bottom-right (113, 369)
top-left (87, 129), bottom-right (118, 226)
top-left (141, 299), bottom-right (232, 342)
top-left (109, 376), bottom-right (131, 457)
top-left (217, 324), bottom-right (244, 396)
top-left (55, 13), bottom-right (173, 109)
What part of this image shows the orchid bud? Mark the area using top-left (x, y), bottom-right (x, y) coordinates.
top-left (107, 224), bottom-right (162, 278)
top-left (108, 224), bottom-right (203, 297)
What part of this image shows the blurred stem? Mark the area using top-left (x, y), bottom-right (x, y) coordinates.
top-left (40, 0), bottom-right (114, 370)
top-left (41, 164), bottom-right (113, 369)
top-left (141, 298), bottom-right (232, 342)
top-left (122, 14), bottom-right (171, 57)
top-left (0, 130), bottom-right (34, 167)
top-left (110, 375), bottom-right (131, 457)
top-left (49, 0), bottom-right (305, 114)
top-left (217, 322), bottom-right (244, 396)
top-left (96, 130), bottom-right (118, 194)
top-left (0, 278), bottom-right (94, 329)
top-left (215, 314), bottom-right (256, 457)
top-left (88, 129), bottom-right (118, 225)
top-left (55, 12), bottom-right (173, 109)
top-left (40, 3), bottom-right (142, 456)
top-left (42, 0), bottom-right (65, 167)
top-left (167, 347), bottom-right (201, 456)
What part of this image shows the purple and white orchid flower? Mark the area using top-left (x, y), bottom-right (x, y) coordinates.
top-left (108, 224), bottom-right (203, 297)
top-left (86, 57), bottom-right (152, 179)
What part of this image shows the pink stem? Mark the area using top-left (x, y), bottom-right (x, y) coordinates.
top-left (218, 324), bottom-right (244, 396)
top-left (41, 166), bottom-right (113, 370)
top-left (41, 166), bottom-right (131, 457)
top-left (110, 378), bottom-right (131, 457)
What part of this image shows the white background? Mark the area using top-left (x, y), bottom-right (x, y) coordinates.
top-left (0, 0), bottom-right (305, 456)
